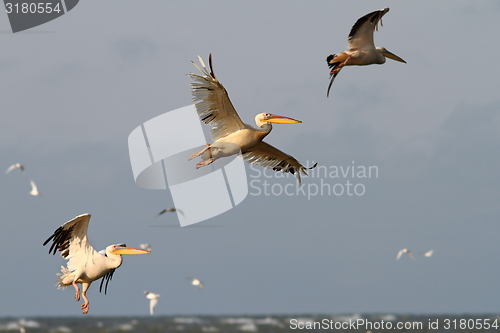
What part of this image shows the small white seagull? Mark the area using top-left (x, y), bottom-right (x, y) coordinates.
top-left (29, 180), bottom-right (40, 196)
top-left (396, 248), bottom-right (414, 260)
top-left (144, 291), bottom-right (160, 315)
top-left (157, 208), bottom-right (184, 216)
top-left (5, 163), bottom-right (25, 174)
top-left (187, 277), bottom-right (203, 289)
top-left (422, 249), bottom-right (434, 257)
top-left (140, 243), bottom-right (152, 252)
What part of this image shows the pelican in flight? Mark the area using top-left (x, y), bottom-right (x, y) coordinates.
top-left (43, 213), bottom-right (150, 314)
top-left (29, 180), bottom-right (40, 196)
top-left (140, 243), bottom-right (152, 252)
top-left (396, 248), bottom-right (415, 260)
top-left (5, 163), bottom-right (24, 173)
top-left (326, 8), bottom-right (406, 96)
top-left (188, 54), bottom-right (316, 184)
top-left (187, 277), bottom-right (203, 289)
top-left (144, 291), bottom-right (160, 315)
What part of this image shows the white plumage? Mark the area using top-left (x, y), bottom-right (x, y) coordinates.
top-left (396, 248), bottom-right (415, 260)
top-left (188, 54), bottom-right (316, 184)
top-left (43, 213), bottom-right (150, 314)
top-left (5, 163), bottom-right (24, 173)
top-left (144, 291), bottom-right (160, 315)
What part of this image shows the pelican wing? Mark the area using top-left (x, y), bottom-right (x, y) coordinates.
top-left (188, 54), bottom-right (246, 141)
top-left (347, 8), bottom-right (389, 51)
top-left (43, 213), bottom-right (102, 274)
top-left (242, 141), bottom-right (310, 184)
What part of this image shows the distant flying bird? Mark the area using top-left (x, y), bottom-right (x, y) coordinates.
top-left (187, 277), bottom-right (204, 289)
top-left (29, 180), bottom-right (40, 196)
top-left (326, 8), bottom-right (406, 96)
top-left (396, 248), bottom-right (415, 260)
top-left (43, 213), bottom-right (151, 314)
top-left (188, 54), bottom-right (316, 184)
top-left (140, 243), bottom-right (152, 252)
top-left (144, 291), bottom-right (160, 315)
top-left (422, 249), bottom-right (434, 257)
top-left (5, 163), bottom-right (24, 174)
top-left (157, 208), bottom-right (184, 216)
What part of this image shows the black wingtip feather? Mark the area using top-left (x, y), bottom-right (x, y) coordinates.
top-left (99, 269), bottom-right (116, 295)
top-left (43, 224), bottom-right (75, 256)
top-left (208, 53), bottom-right (215, 79)
top-left (308, 162), bottom-right (318, 170)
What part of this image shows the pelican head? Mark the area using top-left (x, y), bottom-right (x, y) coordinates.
top-left (255, 113), bottom-right (302, 127)
top-left (108, 244), bottom-right (151, 255)
top-left (376, 47), bottom-right (406, 63)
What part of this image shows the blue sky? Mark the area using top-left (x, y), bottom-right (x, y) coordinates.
top-left (1, 1), bottom-right (500, 316)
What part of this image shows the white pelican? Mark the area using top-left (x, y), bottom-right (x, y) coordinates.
top-left (157, 207), bottom-right (184, 216)
top-left (326, 8), bottom-right (406, 97)
top-left (188, 54), bottom-right (316, 184)
top-left (43, 213), bottom-right (150, 314)
top-left (144, 291), bottom-right (160, 315)
top-left (29, 180), bottom-right (40, 196)
top-left (187, 277), bottom-right (203, 289)
top-left (396, 248), bottom-right (415, 260)
top-left (5, 163), bottom-right (24, 173)
top-left (140, 243), bottom-right (152, 252)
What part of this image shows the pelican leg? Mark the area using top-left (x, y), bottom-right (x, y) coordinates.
top-left (72, 281), bottom-right (81, 301)
top-left (330, 55), bottom-right (352, 75)
top-left (189, 144), bottom-right (211, 161)
top-left (195, 158), bottom-right (216, 169)
top-left (81, 283), bottom-right (90, 314)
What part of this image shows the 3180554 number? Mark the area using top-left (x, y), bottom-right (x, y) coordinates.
top-left (5, 2), bottom-right (62, 14)
top-left (443, 318), bottom-right (499, 330)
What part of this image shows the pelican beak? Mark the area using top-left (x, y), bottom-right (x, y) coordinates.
top-left (380, 49), bottom-right (406, 63)
top-left (265, 114), bottom-right (302, 124)
top-left (110, 246), bottom-right (151, 255)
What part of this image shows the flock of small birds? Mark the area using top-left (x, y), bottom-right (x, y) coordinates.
top-left (5, 163), bottom-right (40, 196)
top-left (396, 248), bottom-right (434, 260)
top-left (143, 277), bottom-right (204, 315)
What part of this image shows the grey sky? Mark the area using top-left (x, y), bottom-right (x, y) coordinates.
top-left (1, 1), bottom-right (500, 316)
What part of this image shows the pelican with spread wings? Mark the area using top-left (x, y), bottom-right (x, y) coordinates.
top-left (326, 8), bottom-right (406, 96)
top-left (43, 213), bottom-right (150, 314)
top-left (188, 54), bottom-right (315, 184)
